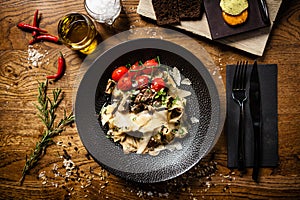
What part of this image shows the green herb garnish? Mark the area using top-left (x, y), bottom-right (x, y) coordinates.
top-left (155, 88), bottom-right (166, 99)
top-left (154, 88), bottom-right (168, 106)
top-left (19, 80), bottom-right (74, 185)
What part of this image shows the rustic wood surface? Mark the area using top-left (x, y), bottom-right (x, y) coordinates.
top-left (0, 0), bottom-right (299, 199)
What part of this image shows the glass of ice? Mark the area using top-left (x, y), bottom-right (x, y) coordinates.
top-left (84, 0), bottom-right (121, 25)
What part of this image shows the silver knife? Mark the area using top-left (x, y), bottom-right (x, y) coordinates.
top-left (257, 0), bottom-right (270, 25)
top-left (249, 61), bottom-right (262, 182)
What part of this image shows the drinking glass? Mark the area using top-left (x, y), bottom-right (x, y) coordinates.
top-left (84, 0), bottom-right (121, 25)
top-left (58, 13), bottom-right (98, 54)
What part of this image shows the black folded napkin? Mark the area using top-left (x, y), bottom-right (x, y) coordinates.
top-left (226, 64), bottom-right (279, 168)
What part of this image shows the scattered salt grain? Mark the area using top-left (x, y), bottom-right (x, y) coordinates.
top-left (205, 181), bottom-right (211, 188)
top-left (38, 171), bottom-right (46, 179)
top-left (38, 171), bottom-right (48, 185)
top-left (158, 192), bottom-right (169, 197)
top-left (57, 141), bottom-right (63, 146)
top-left (146, 191), bottom-right (153, 196)
top-left (52, 163), bottom-right (58, 171)
top-left (27, 45), bottom-right (46, 67)
top-left (52, 182), bottom-right (59, 188)
top-left (63, 159), bottom-right (75, 171)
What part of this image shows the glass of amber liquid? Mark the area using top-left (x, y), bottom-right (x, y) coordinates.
top-left (58, 13), bottom-right (98, 54)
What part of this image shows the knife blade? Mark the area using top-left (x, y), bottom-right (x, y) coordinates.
top-left (249, 61), bottom-right (262, 182)
top-left (257, 0), bottom-right (270, 25)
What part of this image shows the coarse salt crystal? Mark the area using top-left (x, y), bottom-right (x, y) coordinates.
top-left (27, 45), bottom-right (47, 67)
top-left (53, 163), bottom-right (58, 170)
top-left (39, 171), bottom-right (46, 178)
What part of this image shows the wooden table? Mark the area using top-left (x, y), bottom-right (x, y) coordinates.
top-left (1, 0), bottom-right (299, 199)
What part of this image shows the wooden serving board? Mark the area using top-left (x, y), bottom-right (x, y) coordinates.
top-left (137, 0), bottom-right (282, 56)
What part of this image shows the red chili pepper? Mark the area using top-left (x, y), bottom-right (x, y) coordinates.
top-left (46, 52), bottom-right (65, 80)
top-left (17, 23), bottom-right (47, 33)
top-left (29, 34), bottom-right (61, 45)
top-left (32, 9), bottom-right (39, 37)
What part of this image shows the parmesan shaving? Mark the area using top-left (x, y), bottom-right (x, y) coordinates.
top-left (181, 78), bottom-right (192, 85)
top-left (171, 67), bottom-right (181, 86)
top-left (191, 116), bottom-right (200, 124)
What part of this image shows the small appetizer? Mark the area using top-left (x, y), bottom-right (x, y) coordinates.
top-left (220, 0), bottom-right (249, 26)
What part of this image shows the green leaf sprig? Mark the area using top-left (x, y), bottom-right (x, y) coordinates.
top-left (19, 80), bottom-right (75, 185)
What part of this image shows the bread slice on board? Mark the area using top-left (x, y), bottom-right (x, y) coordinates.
top-left (152, 0), bottom-right (180, 25)
top-left (152, 0), bottom-right (203, 25)
top-left (178, 0), bottom-right (202, 19)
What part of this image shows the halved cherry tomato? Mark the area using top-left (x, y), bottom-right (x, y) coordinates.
top-left (135, 75), bottom-right (149, 88)
top-left (151, 77), bottom-right (165, 91)
top-left (142, 59), bottom-right (159, 74)
top-left (117, 75), bottom-right (132, 91)
top-left (127, 62), bottom-right (143, 78)
top-left (112, 66), bottom-right (128, 81)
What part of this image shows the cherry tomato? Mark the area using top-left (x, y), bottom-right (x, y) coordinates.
top-left (128, 62), bottom-right (143, 78)
top-left (112, 66), bottom-right (128, 81)
top-left (117, 75), bottom-right (132, 91)
top-left (135, 75), bottom-right (149, 88)
top-left (151, 78), bottom-right (165, 91)
top-left (142, 59), bottom-right (159, 74)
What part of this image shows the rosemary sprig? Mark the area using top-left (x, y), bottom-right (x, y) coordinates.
top-left (19, 80), bottom-right (75, 185)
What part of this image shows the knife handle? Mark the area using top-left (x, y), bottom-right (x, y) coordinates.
top-left (238, 102), bottom-right (246, 173)
top-left (252, 123), bottom-right (261, 182)
top-left (258, 0), bottom-right (270, 25)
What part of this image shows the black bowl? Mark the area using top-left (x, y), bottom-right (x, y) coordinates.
top-left (75, 38), bottom-right (222, 183)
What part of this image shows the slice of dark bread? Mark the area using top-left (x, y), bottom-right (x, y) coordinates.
top-left (152, 0), bottom-right (203, 25)
top-left (178, 0), bottom-right (202, 19)
top-left (152, 0), bottom-right (180, 25)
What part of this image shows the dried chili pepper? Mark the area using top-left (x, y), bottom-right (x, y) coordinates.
top-left (18, 11), bottom-right (61, 46)
top-left (29, 34), bottom-right (61, 45)
top-left (32, 9), bottom-right (39, 37)
top-left (46, 52), bottom-right (65, 80)
top-left (17, 23), bottom-right (47, 33)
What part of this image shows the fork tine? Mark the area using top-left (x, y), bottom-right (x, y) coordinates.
top-left (233, 61), bottom-right (241, 89)
top-left (233, 61), bottom-right (248, 90)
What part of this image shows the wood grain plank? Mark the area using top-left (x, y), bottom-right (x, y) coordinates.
top-left (0, 0), bottom-right (300, 199)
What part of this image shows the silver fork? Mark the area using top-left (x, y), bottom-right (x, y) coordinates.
top-left (232, 61), bottom-right (248, 173)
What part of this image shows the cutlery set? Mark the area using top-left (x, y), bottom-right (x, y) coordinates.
top-left (232, 60), bottom-right (262, 182)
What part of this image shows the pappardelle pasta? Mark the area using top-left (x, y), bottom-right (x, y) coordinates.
top-left (100, 57), bottom-right (192, 156)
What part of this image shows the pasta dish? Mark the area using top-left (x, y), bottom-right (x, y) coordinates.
top-left (100, 57), bottom-right (192, 156)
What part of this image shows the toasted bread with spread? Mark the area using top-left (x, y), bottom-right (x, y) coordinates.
top-left (220, 0), bottom-right (249, 26)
